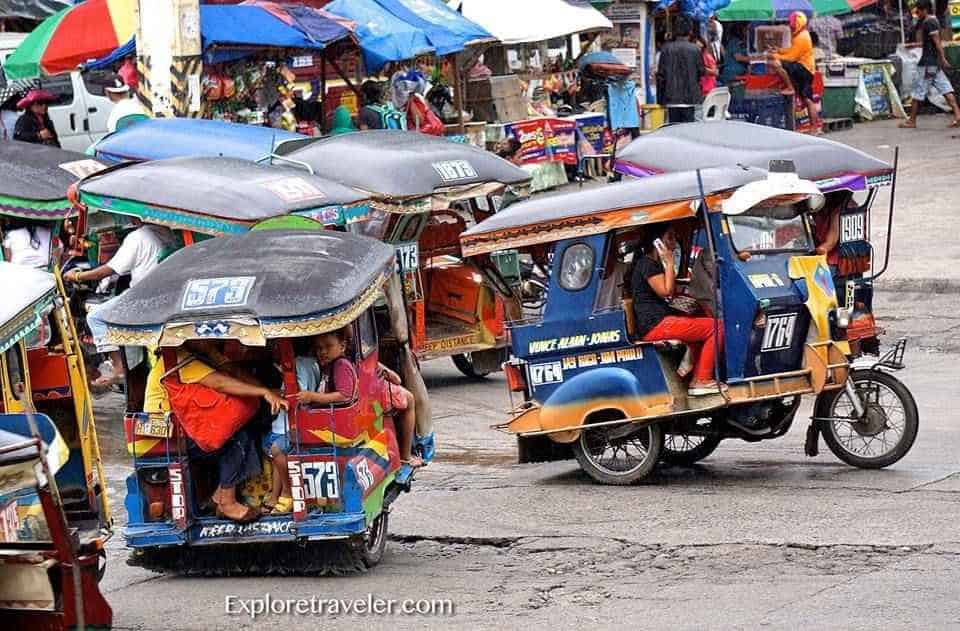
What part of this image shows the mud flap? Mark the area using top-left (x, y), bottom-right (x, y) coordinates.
top-left (804, 421), bottom-right (820, 457)
top-left (470, 347), bottom-right (507, 375)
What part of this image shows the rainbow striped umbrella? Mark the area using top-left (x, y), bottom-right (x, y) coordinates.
top-left (4, 0), bottom-right (136, 81)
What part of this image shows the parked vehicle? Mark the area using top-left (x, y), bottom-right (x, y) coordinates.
top-left (460, 164), bottom-right (918, 484)
top-left (1, 33), bottom-right (117, 152)
top-left (278, 131), bottom-right (532, 377)
top-left (96, 230), bottom-right (429, 574)
top-left (89, 118), bottom-right (307, 165)
top-left (0, 140), bottom-right (105, 269)
top-left (0, 262), bottom-right (112, 628)
top-left (614, 120), bottom-right (897, 358)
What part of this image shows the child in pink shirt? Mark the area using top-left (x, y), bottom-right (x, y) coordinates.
top-left (298, 329), bottom-right (423, 467)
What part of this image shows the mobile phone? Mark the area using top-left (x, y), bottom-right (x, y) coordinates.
top-left (653, 238), bottom-right (666, 252)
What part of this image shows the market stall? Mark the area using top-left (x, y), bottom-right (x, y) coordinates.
top-left (448, 0), bottom-right (615, 190)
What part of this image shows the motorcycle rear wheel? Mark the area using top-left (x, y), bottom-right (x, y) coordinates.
top-left (572, 418), bottom-right (663, 485)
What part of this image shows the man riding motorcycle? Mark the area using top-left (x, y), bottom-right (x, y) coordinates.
top-left (63, 219), bottom-right (174, 388)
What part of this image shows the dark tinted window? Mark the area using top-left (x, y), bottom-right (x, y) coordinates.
top-left (40, 74), bottom-right (74, 106)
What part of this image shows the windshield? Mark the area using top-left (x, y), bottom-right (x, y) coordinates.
top-left (726, 213), bottom-right (813, 254)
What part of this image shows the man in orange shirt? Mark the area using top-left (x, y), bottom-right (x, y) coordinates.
top-left (769, 11), bottom-right (820, 133)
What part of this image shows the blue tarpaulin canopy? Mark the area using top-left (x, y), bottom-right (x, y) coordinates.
top-left (374, 0), bottom-right (493, 55)
top-left (84, 4), bottom-right (351, 70)
top-left (325, 0), bottom-right (493, 73)
top-left (199, 5), bottom-right (348, 51)
top-left (324, 0), bottom-right (434, 73)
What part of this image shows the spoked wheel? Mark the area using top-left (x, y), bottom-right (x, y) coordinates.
top-left (572, 418), bottom-right (663, 485)
top-left (817, 370), bottom-right (919, 469)
top-left (452, 353), bottom-right (491, 378)
top-left (662, 419), bottom-right (722, 466)
top-left (357, 512), bottom-right (389, 568)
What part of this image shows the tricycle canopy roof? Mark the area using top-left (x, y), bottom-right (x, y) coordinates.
top-left (0, 262), bottom-right (57, 352)
top-left (78, 157), bottom-right (371, 235)
top-left (0, 141), bottom-right (105, 219)
top-left (460, 167), bottom-right (766, 256)
top-left (98, 230), bottom-right (397, 347)
top-left (614, 122), bottom-right (893, 192)
top-left (277, 131), bottom-right (532, 211)
top-left (91, 118), bottom-right (308, 164)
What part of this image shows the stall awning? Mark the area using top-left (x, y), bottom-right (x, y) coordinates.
top-left (200, 5), bottom-right (350, 51)
top-left (446, 0), bottom-right (612, 45)
top-left (374, 0), bottom-right (494, 54)
top-left (324, 0), bottom-right (493, 73)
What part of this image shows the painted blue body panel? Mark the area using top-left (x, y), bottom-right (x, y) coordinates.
top-left (123, 446), bottom-right (381, 548)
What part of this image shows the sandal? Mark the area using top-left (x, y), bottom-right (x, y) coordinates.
top-left (401, 456), bottom-right (425, 468)
top-left (216, 504), bottom-right (259, 524)
top-left (898, 121), bottom-right (917, 129)
top-left (259, 500), bottom-right (277, 515)
top-left (269, 496), bottom-right (294, 515)
top-left (948, 119), bottom-right (960, 128)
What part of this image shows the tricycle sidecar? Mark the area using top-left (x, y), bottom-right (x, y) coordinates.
top-left (461, 164), bottom-right (918, 484)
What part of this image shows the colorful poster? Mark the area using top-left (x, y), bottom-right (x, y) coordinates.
top-left (506, 118), bottom-right (581, 166)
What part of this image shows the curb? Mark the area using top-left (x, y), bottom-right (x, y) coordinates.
top-left (873, 278), bottom-right (960, 294)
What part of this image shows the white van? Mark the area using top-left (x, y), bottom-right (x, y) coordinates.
top-left (1, 32), bottom-right (115, 152)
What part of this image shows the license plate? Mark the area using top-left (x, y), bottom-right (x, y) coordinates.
top-left (761, 313), bottom-right (798, 352)
top-left (135, 416), bottom-right (172, 438)
top-left (840, 211), bottom-right (867, 243)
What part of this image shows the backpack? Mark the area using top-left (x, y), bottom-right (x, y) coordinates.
top-left (368, 103), bottom-right (407, 130)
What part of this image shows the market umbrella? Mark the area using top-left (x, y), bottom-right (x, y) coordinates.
top-left (810, 0), bottom-right (877, 15)
top-left (716, 0), bottom-right (814, 21)
top-left (4, 0), bottom-right (136, 81)
top-left (325, 0), bottom-right (436, 73)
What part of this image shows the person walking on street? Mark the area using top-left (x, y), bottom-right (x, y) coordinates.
top-left (13, 89), bottom-right (60, 147)
top-left (656, 17), bottom-right (705, 124)
top-left (899, 0), bottom-right (960, 128)
top-left (769, 11), bottom-right (820, 134)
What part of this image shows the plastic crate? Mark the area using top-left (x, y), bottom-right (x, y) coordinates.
top-left (729, 93), bottom-right (789, 129)
top-left (822, 86), bottom-right (856, 119)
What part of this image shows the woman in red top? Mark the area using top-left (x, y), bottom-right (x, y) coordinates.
top-left (695, 35), bottom-right (719, 96)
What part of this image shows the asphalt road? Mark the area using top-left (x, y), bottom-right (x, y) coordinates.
top-left (93, 290), bottom-right (960, 631)
top-left (91, 120), bottom-right (960, 630)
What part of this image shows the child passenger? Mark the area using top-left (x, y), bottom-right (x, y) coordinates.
top-left (262, 353), bottom-right (320, 515)
top-left (298, 329), bottom-right (424, 468)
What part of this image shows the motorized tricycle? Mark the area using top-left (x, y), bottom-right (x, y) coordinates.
top-left (614, 120), bottom-right (898, 359)
top-left (0, 262), bottom-right (112, 628)
top-left (89, 117), bottom-right (308, 165)
top-left (95, 230), bottom-right (431, 574)
top-left (460, 163), bottom-right (918, 484)
top-left (0, 140), bottom-right (105, 271)
top-left (276, 130), bottom-right (532, 377)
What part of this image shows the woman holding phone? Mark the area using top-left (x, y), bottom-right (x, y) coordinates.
top-left (631, 224), bottom-right (723, 396)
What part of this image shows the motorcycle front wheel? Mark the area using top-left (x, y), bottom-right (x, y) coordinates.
top-left (816, 370), bottom-right (919, 469)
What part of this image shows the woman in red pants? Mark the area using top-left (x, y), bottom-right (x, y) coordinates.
top-left (631, 225), bottom-right (723, 396)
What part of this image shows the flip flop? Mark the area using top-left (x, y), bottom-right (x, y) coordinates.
top-left (898, 121), bottom-right (917, 129)
top-left (948, 119), bottom-right (960, 128)
top-left (401, 456), bottom-right (425, 469)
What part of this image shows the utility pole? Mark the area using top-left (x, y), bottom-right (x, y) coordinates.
top-left (135, 0), bottom-right (202, 117)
